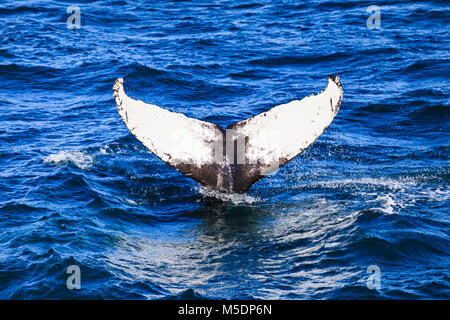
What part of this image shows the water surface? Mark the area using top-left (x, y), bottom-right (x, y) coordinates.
top-left (0, 0), bottom-right (449, 299)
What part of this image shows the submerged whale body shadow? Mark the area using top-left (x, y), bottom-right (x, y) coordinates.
top-left (113, 75), bottom-right (343, 194)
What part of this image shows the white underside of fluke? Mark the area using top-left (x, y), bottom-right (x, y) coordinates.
top-left (113, 76), bottom-right (343, 193)
top-left (230, 77), bottom-right (342, 165)
top-left (114, 78), bottom-right (223, 166)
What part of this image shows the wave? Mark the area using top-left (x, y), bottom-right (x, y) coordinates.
top-left (230, 3), bottom-right (264, 10)
top-left (163, 288), bottom-right (209, 300)
top-left (0, 5), bottom-right (54, 15)
top-left (43, 150), bottom-right (94, 170)
top-left (198, 187), bottom-right (260, 204)
top-left (249, 51), bottom-right (350, 67)
top-left (295, 176), bottom-right (450, 214)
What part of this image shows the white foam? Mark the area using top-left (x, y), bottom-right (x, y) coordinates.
top-left (304, 176), bottom-right (447, 215)
top-left (374, 194), bottom-right (396, 214)
top-left (416, 187), bottom-right (450, 202)
top-left (124, 198), bottom-right (138, 205)
top-left (198, 187), bottom-right (259, 204)
top-left (99, 146), bottom-right (109, 155)
top-left (308, 177), bottom-right (416, 191)
top-left (44, 150), bottom-right (93, 170)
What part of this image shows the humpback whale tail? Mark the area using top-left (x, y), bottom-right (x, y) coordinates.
top-left (113, 75), bottom-right (343, 194)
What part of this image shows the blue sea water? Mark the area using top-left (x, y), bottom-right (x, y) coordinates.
top-left (0, 0), bottom-right (449, 299)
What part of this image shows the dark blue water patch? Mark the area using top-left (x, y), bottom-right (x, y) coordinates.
top-left (0, 5), bottom-right (57, 15)
top-left (399, 58), bottom-right (450, 78)
top-left (249, 51), bottom-right (352, 68)
top-left (164, 288), bottom-right (209, 300)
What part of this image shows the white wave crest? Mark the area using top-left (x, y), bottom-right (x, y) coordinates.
top-left (44, 150), bottom-right (93, 170)
top-left (303, 176), bottom-right (448, 214)
top-left (198, 187), bottom-right (259, 205)
top-left (308, 177), bottom-right (416, 191)
top-left (373, 194), bottom-right (396, 214)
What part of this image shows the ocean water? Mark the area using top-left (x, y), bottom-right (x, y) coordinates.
top-left (0, 0), bottom-right (449, 299)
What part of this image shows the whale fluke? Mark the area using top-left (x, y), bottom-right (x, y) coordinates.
top-left (113, 75), bottom-right (343, 193)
